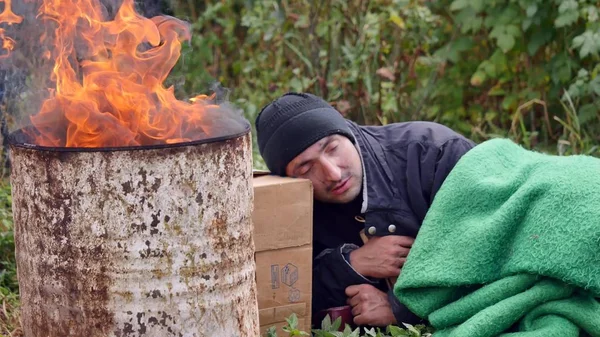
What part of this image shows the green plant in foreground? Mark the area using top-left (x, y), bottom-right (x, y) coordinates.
top-left (0, 181), bottom-right (21, 337)
top-left (0, 181), bottom-right (16, 294)
top-left (266, 313), bottom-right (434, 337)
top-left (0, 287), bottom-right (21, 337)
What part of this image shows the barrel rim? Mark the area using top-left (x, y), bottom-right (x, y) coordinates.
top-left (7, 121), bottom-right (251, 152)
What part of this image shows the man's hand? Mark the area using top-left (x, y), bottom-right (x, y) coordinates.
top-left (345, 284), bottom-right (396, 327)
top-left (349, 235), bottom-right (413, 278)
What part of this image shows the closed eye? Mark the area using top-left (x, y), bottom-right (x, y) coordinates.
top-left (298, 164), bottom-right (312, 176)
top-left (326, 143), bottom-right (339, 153)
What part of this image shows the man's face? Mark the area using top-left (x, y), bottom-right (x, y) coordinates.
top-left (285, 134), bottom-right (363, 204)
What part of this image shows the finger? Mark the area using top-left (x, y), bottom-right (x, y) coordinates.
top-left (345, 285), bottom-right (361, 297)
top-left (386, 266), bottom-right (402, 277)
top-left (347, 294), bottom-right (361, 308)
top-left (391, 235), bottom-right (415, 247)
top-left (397, 257), bottom-right (407, 267)
top-left (351, 304), bottom-right (361, 317)
top-left (397, 246), bottom-right (411, 258)
top-left (353, 313), bottom-right (367, 326)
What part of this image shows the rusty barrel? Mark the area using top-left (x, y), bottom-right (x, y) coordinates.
top-left (8, 126), bottom-right (260, 337)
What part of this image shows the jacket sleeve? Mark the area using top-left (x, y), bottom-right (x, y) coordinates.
top-left (429, 137), bottom-right (476, 200)
top-left (311, 242), bottom-right (379, 315)
top-left (387, 289), bottom-right (425, 325)
top-left (405, 137), bottom-right (476, 222)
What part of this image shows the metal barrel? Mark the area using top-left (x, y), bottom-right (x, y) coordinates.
top-left (9, 127), bottom-right (259, 337)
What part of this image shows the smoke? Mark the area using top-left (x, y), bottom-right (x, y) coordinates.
top-left (0, 0), bottom-right (249, 148)
top-left (0, 0), bottom-right (53, 134)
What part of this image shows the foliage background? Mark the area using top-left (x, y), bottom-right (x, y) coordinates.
top-left (163, 0), bottom-right (600, 169)
top-left (1, 0), bottom-right (600, 335)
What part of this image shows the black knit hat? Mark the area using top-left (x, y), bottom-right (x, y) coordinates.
top-left (255, 92), bottom-right (355, 176)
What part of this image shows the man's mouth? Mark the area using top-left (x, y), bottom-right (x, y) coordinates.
top-left (331, 177), bottom-right (351, 195)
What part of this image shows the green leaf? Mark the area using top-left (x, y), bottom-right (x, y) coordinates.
top-left (572, 31), bottom-right (600, 59)
top-left (388, 325), bottom-right (410, 337)
top-left (505, 25), bottom-right (521, 36)
top-left (587, 5), bottom-right (599, 22)
top-left (526, 4), bottom-right (538, 18)
top-left (389, 10), bottom-right (406, 29)
top-left (549, 54), bottom-right (574, 84)
top-left (289, 77), bottom-right (304, 92)
top-left (467, 16), bottom-right (483, 33)
top-left (496, 5), bottom-right (520, 25)
top-left (497, 34), bottom-right (515, 53)
top-left (321, 315), bottom-right (332, 331)
top-left (485, 111), bottom-right (499, 122)
top-left (502, 95), bottom-right (519, 111)
top-left (578, 68), bottom-right (589, 79)
top-left (490, 25), bottom-right (520, 53)
top-left (522, 18), bottom-right (533, 31)
top-left (470, 0), bottom-right (485, 13)
top-left (293, 14), bottom-right (309, 29)
top-left (555, 13), bottom-right (579, 27)
top-left (439, 37), bottom-right (474, 63)
top-left (453, 37), bottom-right (475, 52)
top-left (363, 328), bottom-right (378, 337)
top-left (283, 40), bottom-right (314, 73)
top-left (342, 325), bottom-right (361, 337)
top-left (330, 316), bottom-right (342, 332)
top-left (558, 0), bottom-right (578, 13)
top-left (488, 85), bottom-right (506, 96)
top-left (449, 0), bottom-right (469, 11)
top-left (402, 323), bottom-right (422, 336)
top-left (578, 103), bottom-right (598, 125)
top-left (489, 49), bottom-right (508, 74)
top-left (590, 76), bottom-right (600, 96)
top-left (456, 7), bottom-right (483, 33)
top-left (266, 326), bottom-right (278, 337)
top-left (527, 29), bottom-right (552, 56)
top-left (285, 313), bottom-right (299, 330)
top-left (555, 0), bottom-right (579, 28)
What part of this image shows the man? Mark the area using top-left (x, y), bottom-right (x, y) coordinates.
top-left (255, 92), bottom-right (476, 327)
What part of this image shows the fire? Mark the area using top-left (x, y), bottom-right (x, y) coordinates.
top-left (0, 0), bottom-right (22, 59)
top-left (1, 0), bottom-right (237, 148)
top-left (0, 0), bottom-right (22, 24)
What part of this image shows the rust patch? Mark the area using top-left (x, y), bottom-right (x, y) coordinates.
top-left (149, 212), bottom-right (160, 236)
top-left (146, 290), bottom-right (163, 299)
top-left (139, 240), bottom-right (165, 259)
top-left (122, 181), bottom-right (134, 194)
top-left (115, 291), bottom-right (134, 303)
top-left (151, 178), bottom-right (161, 191)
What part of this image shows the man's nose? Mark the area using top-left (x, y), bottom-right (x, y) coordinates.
top-left (321, 158), bottom-right (342, 182)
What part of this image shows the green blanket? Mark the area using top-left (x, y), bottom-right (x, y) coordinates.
top-left (393, 138), bottom-right (600, 337)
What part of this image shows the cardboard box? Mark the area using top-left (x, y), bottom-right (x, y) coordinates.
top-left (253, 173), bottom-right (313, 335)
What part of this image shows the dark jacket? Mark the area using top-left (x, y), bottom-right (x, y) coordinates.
top-left (311, 120), bottom-right (476, 326)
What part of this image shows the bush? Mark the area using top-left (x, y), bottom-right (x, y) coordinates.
top-left (166, 0), bottom-right (600, 165)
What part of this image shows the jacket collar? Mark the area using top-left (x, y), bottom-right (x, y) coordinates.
top-left (346, 121), bottom-right (396, 212)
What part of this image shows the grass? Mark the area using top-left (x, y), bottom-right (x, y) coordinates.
top-left (0, 289), bottom-right (21, 337)
top-left (0, 179), bottom-right (20, 337)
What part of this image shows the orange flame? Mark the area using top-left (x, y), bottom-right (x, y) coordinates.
top-left (0, 0), bottom-right (22, 24)
top-left (3, 0), bottom-right (236, 148)
top-left (0, 0), bottom-right (23, 59)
